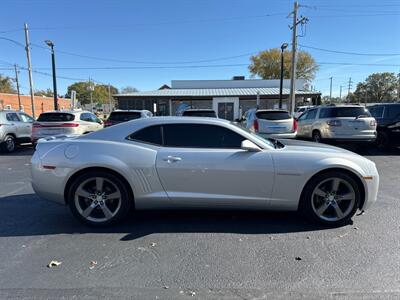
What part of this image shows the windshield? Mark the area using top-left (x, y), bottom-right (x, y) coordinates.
top-left (37, 113), bottom-right (75, 122)
top-left (108, 112), bottom-right (141, 121)
top-left (320, 107), bottom-right (372, 118)
top-left (230, 122), bottom-right (278, 149)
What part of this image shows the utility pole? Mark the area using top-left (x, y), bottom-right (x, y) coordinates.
top-left (45, 40), bottom-right (58, 110)
top-left (329, 77), bottom-right (333, 103)
top-left (14, 64), bottom-right (21, 110)
top-left (289, 1), bottom-right (308, 115)
top-left (88, 78), bottom-right (94, 112)
top-left (347, 77), bottom-right (353, 103)
top-left (24, 23), bottom-right (35, 118)
top-left (108, 83), bottom-right (112, 114)
top-left (397, 72), bottom-right (400, 101)
top-left (339, 85), bottom-right (343, 100)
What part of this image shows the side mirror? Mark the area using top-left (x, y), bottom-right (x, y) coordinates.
top-left (241, 139), bottom-right (261, 152)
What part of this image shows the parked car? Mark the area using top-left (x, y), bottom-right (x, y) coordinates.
top-left (368, 103), bottom-right (400, 149)
top-left (31, 117), bottom-right (379, 227)
top-left (296, 105), bottom-right (377, 143)
top-left (32, 110), bottom-right (103, 144)
top-left (182, 109), bottom-right (217, 118)
top-left (0, 110), bottom-right (34, 152)
top-left (241, 109), bottom-right (297, 139)
top-left (104, 110), bottom-right (152, 127)
top-left (293, 105), bottom-right (315, 119)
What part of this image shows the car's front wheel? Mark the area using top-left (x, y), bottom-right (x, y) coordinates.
top-left (300, 171), bottom-right (360, 227)
top-left (67, 171), bottom-right (132, 226)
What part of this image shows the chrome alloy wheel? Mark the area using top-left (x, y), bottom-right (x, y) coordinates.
top-left (74, 177), bottom-right (122, 223)
top-left (311, 177), bottom-right (356, 222)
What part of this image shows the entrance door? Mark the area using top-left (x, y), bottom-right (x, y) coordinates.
top-left (218, 102), bottom-right (234, 120)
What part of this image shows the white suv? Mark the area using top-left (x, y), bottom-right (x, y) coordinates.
top-left (32, 110), bottom-right (103, 144)
top-left (296, 105), bottom-right (377, 143)
top-left (0, 110), bottom-right (34, 152)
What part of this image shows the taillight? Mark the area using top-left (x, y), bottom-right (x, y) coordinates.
top-left (104, 121), bottom-right (112, 127)
top-left (33, 123), bottom-right (42, 128)
top-left (327, 119), bottom-right (342, 127)
top-left (253, 119), bottom-right (259, 132)
top-left (61, 123), bottom-right (79, 127)
top-left (370, 120), bottom-right (376, 127)
top-left (293, 118), bottom-right (298, 132)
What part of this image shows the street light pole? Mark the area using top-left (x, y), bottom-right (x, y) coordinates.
top-left (45, 40), bottom-right (58, 110)
top-left (279, 43), bottom-right (288, 109)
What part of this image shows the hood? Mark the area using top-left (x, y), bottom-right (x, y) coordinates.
top-left (279, 139), bottom-right (356, 155)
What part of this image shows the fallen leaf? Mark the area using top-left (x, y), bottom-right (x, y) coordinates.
top-left (163, 285), bottom-right (169, 289)
top-left (89, 261), bottom-right (97, 269)
top-left (188, 290), bottom-right (196, 296)
top-left (47, 260), bottom-right (62, 268)
top-left (295, 257), bottom-right (302, 261)
top-left (150, 242), bottom-right (157, 247)
top-left (353, 227), bottom-right (359, 230)
top-left (306, 236), bottom-right (311, 240)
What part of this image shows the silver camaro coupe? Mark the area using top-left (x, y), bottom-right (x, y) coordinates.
top-left (31, 117), bottom-right (379, 227)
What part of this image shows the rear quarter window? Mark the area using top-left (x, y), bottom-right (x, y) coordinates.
top-left (127, 125), bottom-right (162, 145)
top-left (256, 111), bottom-right (291, 120)
top-left (182, 110), bottom-right (217, 117)
top-left (37, 113), bottom-right (75, 122)
top-left (386, 105), bottom-right (400, 119)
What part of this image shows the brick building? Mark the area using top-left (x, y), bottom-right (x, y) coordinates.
top-left (0, 93), bottom-right (71, 118)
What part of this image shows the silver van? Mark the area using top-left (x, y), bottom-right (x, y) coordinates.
top-left (296, 105), bottom-right (377, 143)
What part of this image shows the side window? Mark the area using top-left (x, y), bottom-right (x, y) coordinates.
top-left (89, 113), bottom-right (101, 123)
top-left (80, 113), bottom-right (92, 122)
top-left (298, 112), bottom-right (308, 121)
top-left (369, 106), bottom-right (384, 119)
top-left (128, 125), bottom-right (162, 145)
top-left (306, 109), bottom-right (317, 120)
top-left (19, 113), bottom-right (34, 123)
top-left (386, 105), bottom-right (400, 119)
top-left (163, 124), bottom-right (245, 148)
top-left (6, 113), bottom-right (20, 122)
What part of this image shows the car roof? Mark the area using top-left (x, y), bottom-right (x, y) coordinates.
top-left (84, 116), bottom-right (231, 142)
top-left (256, 109), bottom-right (289, 113)
top-left (39, 110), bottom-right (90, 115)
top-left (112, 109), bottom-right (149, 113)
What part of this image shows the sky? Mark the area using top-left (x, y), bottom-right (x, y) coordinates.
top-left (0, 0), bottom-right (399, 98)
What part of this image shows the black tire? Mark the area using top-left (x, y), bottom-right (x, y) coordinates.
top-left (312, 130), bottom-right (322, 143)
top-left (299, 171), bottom-right (360, 227)
top-left (1, 135), bottom-right (16, 153)
top-left (376, 131), bottom-right (390, 151)
top-left (67, 171), bottom-right (132, 227)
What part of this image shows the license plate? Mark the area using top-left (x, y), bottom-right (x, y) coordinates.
top-left (41, 129), bottom-right (62, 135)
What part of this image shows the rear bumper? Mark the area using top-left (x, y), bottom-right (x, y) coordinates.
top-left (258, 132), bottom-right (297, 139)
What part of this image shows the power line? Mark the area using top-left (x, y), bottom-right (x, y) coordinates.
top-left (318, 62), bottom-right (400, 67)
top-left (0, 36), bottom-right (25, 48)
top-left (30, 43), bottom-right (256, 65)
top-left (299, 44), bottom-right (400, 56)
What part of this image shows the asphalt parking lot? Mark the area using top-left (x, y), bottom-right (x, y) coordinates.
top-left (0, 145), bottom-right (399, 299)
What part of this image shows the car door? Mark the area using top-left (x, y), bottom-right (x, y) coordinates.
top-left (302, 109), bottom-right (318, 137)
top-left (296, 111), bottom-right (308, 137)
top-left (17, 112), bottom-right (34, 139)
top-left (5, 112), bottom-right (21, 138)
top-left (155, 123), bottom-right (275, 208)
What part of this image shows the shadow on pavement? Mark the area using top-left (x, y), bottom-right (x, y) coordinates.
top-left (0, 146), bottom-right (35, 157)
top-left (0, 193), bottom-right (328, 240)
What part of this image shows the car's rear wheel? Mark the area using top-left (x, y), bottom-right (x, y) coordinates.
top-left (300, 171), bottom-right (360, 227)
top-left (312, 130), bottom-right (322, 143)
top-left (1, 135), bottom-right (16, 153)
top-left (67, 171), bottom-right (132, 226)
top-left (376, 131), bottom-right (390, 150)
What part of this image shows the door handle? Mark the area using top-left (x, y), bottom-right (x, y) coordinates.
top-left (163, 156), bottom-right (182, 163)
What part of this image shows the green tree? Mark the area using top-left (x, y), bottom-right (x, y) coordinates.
top-left (249, 48), bottom-right (319, 81)
top-left (0, 74), bottom-right (16, 93)
top-left (35, 88), bottom-right (54, 97)
top-left (65, 81), bottom-right (118, 105)
top-left (350, 72), bottom-right (397, 103)
top-left (120, 86), bottom-right (139, 93)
